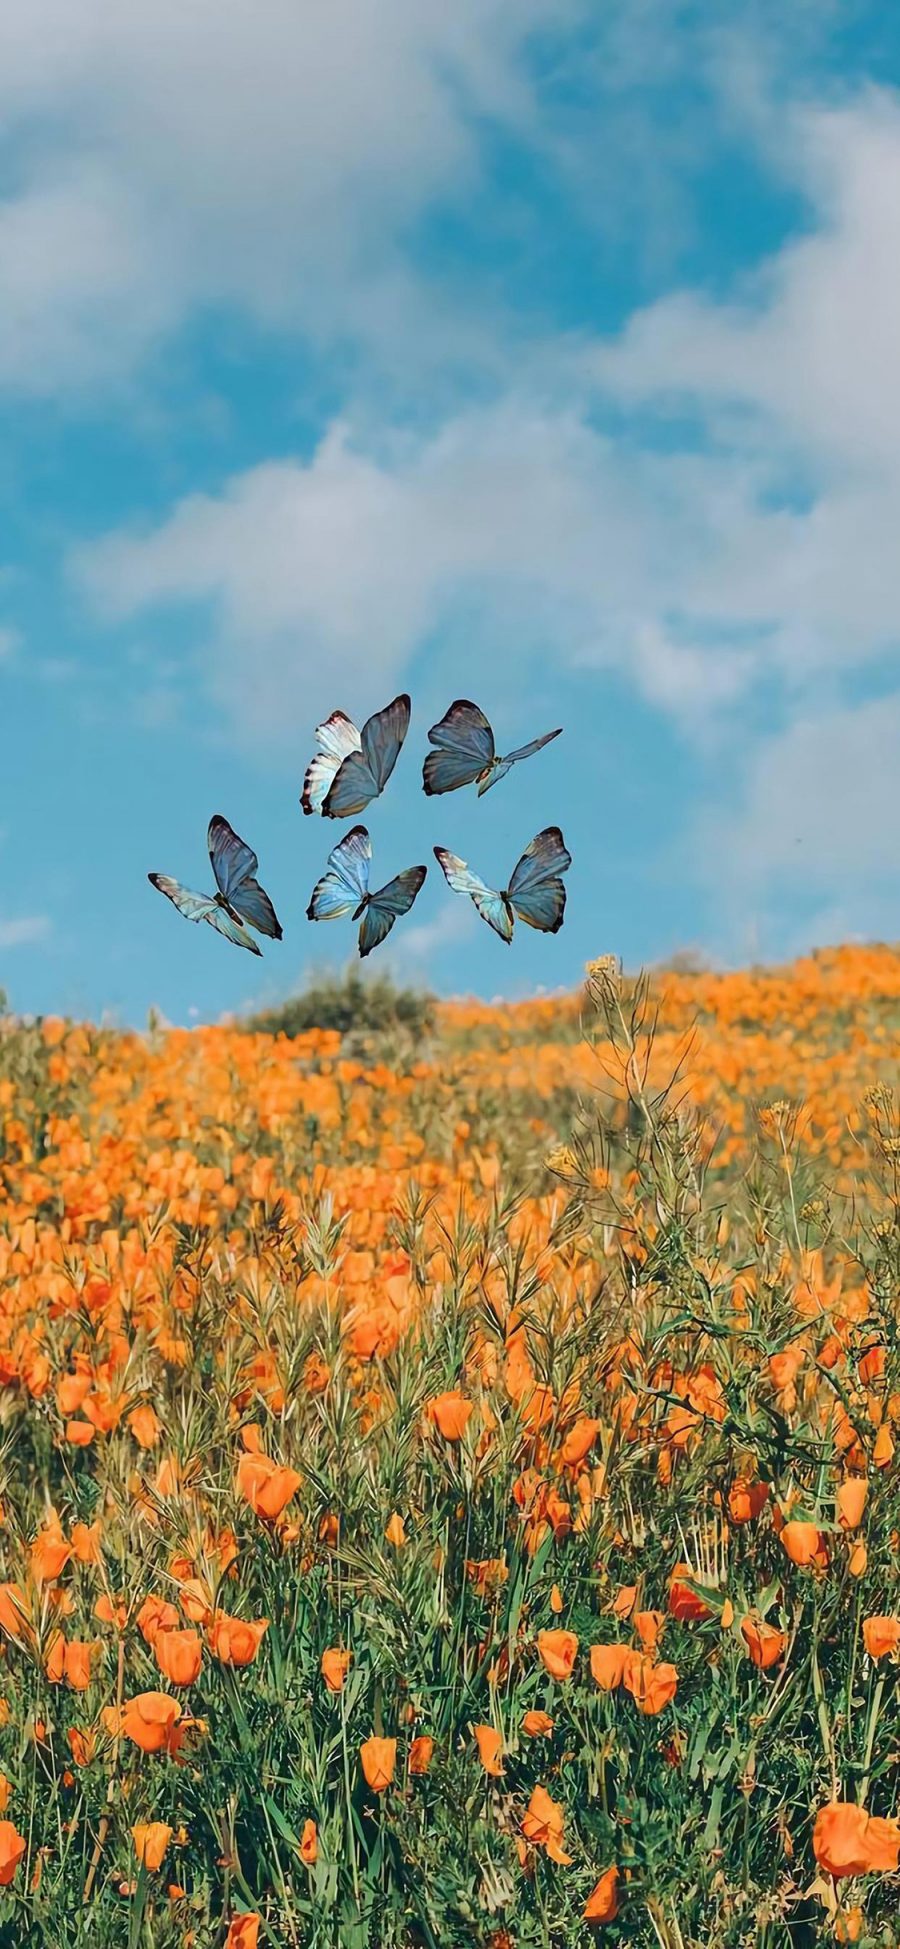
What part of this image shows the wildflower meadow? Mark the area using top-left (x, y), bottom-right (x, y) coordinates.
top-left (1, 945), bottom-right (900, 1946)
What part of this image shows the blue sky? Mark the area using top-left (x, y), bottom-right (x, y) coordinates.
top-left (3, 0), bottom-right (900, 1023)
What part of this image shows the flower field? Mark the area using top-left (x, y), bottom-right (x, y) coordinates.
top-left (2, 944), bottom-right (900, 1945)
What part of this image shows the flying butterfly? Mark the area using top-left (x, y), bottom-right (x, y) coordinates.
top-left (306, 825), bottom-right (426, 958)
top-left (423, 699), bottom-right (562, 798)
top-left (301, 694), bottom-right (411, 819)
top-left (149, 815), bottom-right (282, 956)
top-left (434, 827), bottom-right (571, 943)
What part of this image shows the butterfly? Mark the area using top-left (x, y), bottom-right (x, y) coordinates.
top-left (301, 694), bottom-right (411, 818)
top-left (423, 700), bottom-right (562, 797)
top-left (149, 815), bottom-right (282, 956)
top-left (434, 827), bottom-right (571, 943)
top-left (307, 826), bottom-right (426, 957)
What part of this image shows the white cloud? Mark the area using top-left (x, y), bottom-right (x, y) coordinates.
top-left (0, 916), bottom-right (52, 949)
top-left (400, 900), bottom-right (477, 964)
top-left (0, 0), bottom-right (577, 393)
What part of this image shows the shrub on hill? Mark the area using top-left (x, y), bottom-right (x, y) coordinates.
top-left (246, 967), bottom-right (436, 1041)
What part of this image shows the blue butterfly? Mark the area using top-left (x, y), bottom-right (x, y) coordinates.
top-left (301, 695), bottom-right (411, 819)
top-left (149, 815), bottom-right (282, 955)
top-left (307, 825), bottom-right (426, 957)
top-left (434, 827), bottom-right (571, 943)
top-left (423, 700), bottom-right (561, 797)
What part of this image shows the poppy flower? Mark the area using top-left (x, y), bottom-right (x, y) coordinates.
top-left (94, 1593), bottom-right (128, 1631)
top-left (728, 1478), bottom-right (769, 1525)
top-left (559, 1417), bottom-right (600, 1467)
top-left (63, 1638), bottom-right (98, 1691)
top-left (321, 1647), bottom-right (351, 1693)
top-left (138, 1596), bottom-right (180, 1647)
top-left (522, 1711), bottom-right (554, 1737)
top-left (384, 1513), bottom-right (406, 1548)
top-left (209, 1615), bottom-right (268, 1668)
top-left (128, 1404), bottom-right (162, 1449)
top-left (813, 1801), bottom-right (900, 1879)
top-left (155, 1629), bottom-right (203, 1687)
top-left (780, 1520), bottom-right (822, 1567)
top-left (741, 1618), bottom-right (786, 1669)
top-left (408, 1736), bottom-right (434, 1776)
top-left (521, 1785), bottom-right (572, 1864)
top-left (0, 1822), bottom-right (25, 1886)
top-left (874, 1426), bottom-right (895, 1469)
top-left (70, 1521), bottom-right (101, 1565)
top-left (132, 1822), bottom-right (172, 1871)
top-left (299, 1818), bottom-right (317, 1865)
top-left (225, 1917), bottom-right (260, 1949)
top-left (474, 1725), bottom-right (503, 1776)
top-left (837, 1479), bottom-right (868, 1531)
top-left (30, 1524), bottom-right (70, 1585)
top-left (121, 1692), bottom-right (182, 1755)
top-left (550, 1584), bottom-right (564, 1615)
top-left (426, 1392), bottom-right (472, 1441)
top-left (537, 1629), bottom-right (578, 1680)
top-left (668, 1566), bottom-right (713, 1623)
top-left (235, 1454), bottom-right (301, 1521)
top-left (0, 1584), bottom-right (28, 1643)
top-left (622, 1653), bottom-right (678, 1714)
top-left (848, 1540), bottom-right (868, 1578)
top-left (863, 1616), bottom-right (900, 1660)
top-left (584, 1865), bottom-right (619, 1922)
top-left (360, 1736), bottom-right (396, 1793)
top-left (634, 1611), bottom-right (665, 1651)
top-left (67, 1727), bottom-right (96, 1767)
top-left (66, 1421), bottom-right (95, 1447)
top-left (590, 1644), bottom-right (628, 1691)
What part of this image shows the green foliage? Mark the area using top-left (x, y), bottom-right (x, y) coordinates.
top-left (246, 969), bottom-right (436, 1043)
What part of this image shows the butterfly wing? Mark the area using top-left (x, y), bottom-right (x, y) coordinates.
top-left (148, 874), bottom-right (262, 954)
top-left (503, 727), bottom-right (563, 766)
top-left (323, 693), bottom-right (411, 818)
top-left (306, 825), bottom-right (372, 921)
top-left (358, 864), bottom-right (427, 958)
top-left (207, 814), bottom-right (282, 939)
top-left (423, 699), bottom-right (495, 796)
top-left (506, 826), bottom-right (571, 934)
top-left (301, 710), bottom-right (361, 815)
top-left (433, 846), bottom-right (513, 943)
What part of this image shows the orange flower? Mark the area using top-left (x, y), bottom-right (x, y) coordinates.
top-left (94, 1593), bottom-right (128, 1630)
top-left (590, 1644), bottom-right (628, 1691)
top-left (70, 1521), bottom-right (101, 1565)
top-left (0, 1585), bottom-right (28, 1641)
top-left (426, 1392), bottom-right (472, 1441)
top-left (360, 1736), bottom-right (396, 1793)
top-left (121, 1692), bottom-right (182, 1755)
top-left (780, 1520), bottom-right (822, 1567)
top-left (813, 1801), bottom-right (900, 1879)
top-left (384, 1513), bottom-right (407, 1548)
top-left (128, 1404), bottom-right (162, 1449)
top-left (67, 1727), bottom-right (96, 1767)
top-left (408, 1735), bottom-right (434, 1776)
top-left (668, 1566), bottom-right (712, 1623)
top-left (225, 1917), bottom-right (260, 1949)
top-left (235, 1453), bottom-right (301, 1521)
top-left (536, 1628), bottom-right (578, 1680)
top-left (66, 1421), bottom-right (95, 1447)
top-left (155, 1628), bottom-right (203, 1687)
top-left (521, 1784), bottom-right (572, 1864)
top-left (522, 1710), bottom-right (554, 1737)
top-left (0, 1822), bottom-right (25, 1886)
top-left (132, 1822), bottom-right (172, 1871)
top-left (299, 1818), bottom-right (317, 1865)
top-left (31, 1523), bottom-right (70, 1585)
top-left (209, 1615), bottom-right (268, 1668)
top-left (741, 1618), bottom-right (786, 1669)
top-left (474, 1724), bottom-right (503, 1776)
top-left (584, 1865), bottom-right (619, 1922)
top-left (550, 1584), bottom-right (564, 1615)
top-left (622, 1653), bottom-right (678, 1714)
top-left (559, 1416), bottom-right (600, 1467)
top-left (138, 1596), bottom-right (180, 1646)
top-left (634, 1610), bottom-right (665, 1651)
top-left (837, 1478), bottom-right (868, 1531)
top-left (728, 1478), bottom-right (769, 1525)
top-left (63, 1638), bottom-right (98, 1691)
top-left (863, 1616), bottom-right (900, 1660)
top-left (611, 1584), bottom-right (637, 1619)
top-left (321, 1647), bottom-right (351, 1693)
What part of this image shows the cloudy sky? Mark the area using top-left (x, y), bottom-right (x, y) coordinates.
top-left (1, 0), bottom-right (899, 1021)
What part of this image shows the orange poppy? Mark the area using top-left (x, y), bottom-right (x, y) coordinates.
top-left (235, 1453), bottom-right (301, 1521)
top-left (634, 1611), bottom-right (665, 1651)
top-left (0, 1822), bottom-right (25, 1886)
top-left (521, 1785), bottom-right (572, 1864)
top-left (559, 1417), bottom-right (600, 1467)
top-left (728, 1478), bottom-right (769, 1525)
top-left (522, 1710), bottom-right (554, 1737)
top-left (67, 1727), bottom-right (96, 1767)
top-left (299, 1818), bottom-right (317, 1865)
top-left (138, 1596), bottom-right (181, 1647)
top-left (321, 1647), bottom-right (351, 1693)
top-left (209, 1615), bottom-right (268, 1668)
top-left (474, 1725), bottom-right (503, 1776)
top-left (121, 1692), bottom-right (182, 1755)
top-left (128, 1404), bottom-right (162, 1449)
top-left (360, 1736), bottom-right (396, 1793)
top-left (741, 1618), bottom-right (786, 1669)
top-left (622, 1653), bottom-right (678, 1714)
top-left (426, 1392), bottom-right (472, 1441)
top-left (584, 1865), bottom-right (619, 1922)
top-left (384, 1513), bottom-right (407, 1548)
top-left (408, 1736), bottom-right (434, 1776)
top-left (0, 1585), bottom-right (28, 1642)
top-left (668, 1566), bottom-right (712, 1623)
top-left (780, 1520), bottom-right (823, 1567)
top-left (155, 1628), bottom-right (203, 1687)
top-left (836, 1478), bottom-right (868, 1531)
top-left (813, 1801), bottom-right (900, 1879)
top-left (536, 1629), bottom-right (578, 1680)
top-left (225, 1917), bottom-right (260, 1949)
top-left (863, 1616), bottom-right (900, 1660)
top-left (590, 1644), bottom-right (628, 1691)
top-left (132, 1822), bottom-right (172, 1871)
